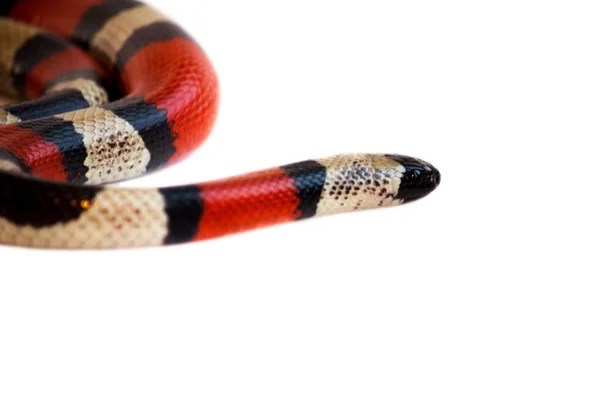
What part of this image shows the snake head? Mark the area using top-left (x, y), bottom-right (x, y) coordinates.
top-left (309, 154), bottom-right (440, 216)
top-left (385, 154), bottom-right (441, 203)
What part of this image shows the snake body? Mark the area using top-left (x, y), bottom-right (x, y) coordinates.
top-left (0, 0), bottom-right (440, 249)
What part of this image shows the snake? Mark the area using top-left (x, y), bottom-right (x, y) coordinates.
top-left (0, 0), bottom-right (440, 249)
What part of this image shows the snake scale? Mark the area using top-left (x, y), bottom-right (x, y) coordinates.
top-left (0, 0), bottom-right (440, 249)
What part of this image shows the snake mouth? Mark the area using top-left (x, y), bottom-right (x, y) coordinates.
top-left (385, 154), bottom-right (441, 203)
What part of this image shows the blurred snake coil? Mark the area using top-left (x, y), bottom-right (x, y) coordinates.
top-left (0, 0), bottom-right (440, 249)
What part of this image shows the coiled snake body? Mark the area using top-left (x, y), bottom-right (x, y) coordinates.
top-left (0, 0), bottom-right (440, 249)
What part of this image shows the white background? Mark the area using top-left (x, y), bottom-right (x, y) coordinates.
top-left (1, 0), bottom-right (599, 398)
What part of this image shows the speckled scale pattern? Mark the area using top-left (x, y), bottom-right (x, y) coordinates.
top-left (315, 154), bottom-right (406, 215)
top-left (0, 0), bottom-right (440, 249)
top-left (60, 107), bottom-right (151, 183)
